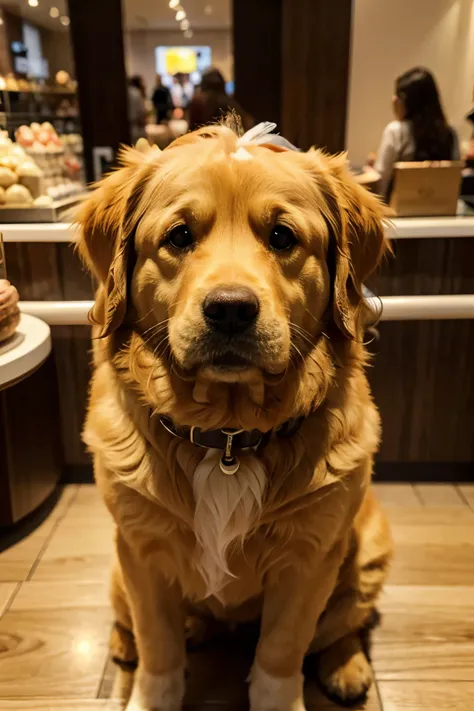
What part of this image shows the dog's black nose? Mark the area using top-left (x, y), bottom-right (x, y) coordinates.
top-left (203, 287), bottom-right (260, 335)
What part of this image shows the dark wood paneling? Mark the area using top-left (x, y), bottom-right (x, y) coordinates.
top-left (281, 0), bottom-right (352, 152)
top-left (68, 0), bottom-right (130, 181)
top-left (233, 0), bottom-right (282, 126)
top-left (370, 319), bottom-right (474, 463)
top-left (369, 236), bottom-right (474, 464)
top-left (4, 242), bottom-right (93, 467)
top-left (4, 232), bottom-right (474, 472)
top-left (0, 356), bottom-right (61, 525)
top-left (52, 325), bottom-right (92, 467)
top-left (373, 462), bottom-right (473, 483)
top-left (4, 242), bottom-right (94, 300)
top-left (370, 238), bottom-right (474, 296)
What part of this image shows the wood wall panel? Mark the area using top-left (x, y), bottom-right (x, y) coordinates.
top-left (233, 0), bottom-right (352, 149)
top-left (68, 0), bottom-right (130, 182)
top-left (281, 0), bottom-right (352, 152)
top-left (233, 0), bottom-right (282, 126)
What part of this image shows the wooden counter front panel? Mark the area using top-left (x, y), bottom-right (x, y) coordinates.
top-left (4, 242), bottom-right (95, 301)
top-left (369, 319), bottom-right (474, 462)
top-left (5, 242), bottom-right (94, 468)
top-left (3, 237), bottom-right (474, 469)
top-left (370, 236), bottom-right (474, 296)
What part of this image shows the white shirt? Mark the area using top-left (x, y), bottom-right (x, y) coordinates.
top-left (375, 119), bottom-right (460, 198)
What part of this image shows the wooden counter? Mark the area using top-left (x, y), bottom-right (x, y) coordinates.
top-left (2, 218), bottom-right (474, 480)
top-left (0, 315), bottom-right (61, 524)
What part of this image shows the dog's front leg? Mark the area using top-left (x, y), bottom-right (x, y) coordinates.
top-left (250, 543), bottom-right (345, 711)
top-left (117, 533), bottom-right (186, 711)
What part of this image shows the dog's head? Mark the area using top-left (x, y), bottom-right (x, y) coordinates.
top-left (77, 124), bottom-right (389, 427)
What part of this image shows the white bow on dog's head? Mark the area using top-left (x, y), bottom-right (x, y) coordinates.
top-left (236, 121), bottom-right (300, 152)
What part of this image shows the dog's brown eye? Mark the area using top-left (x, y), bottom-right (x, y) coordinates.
top-left (269, 225), bottom-right (297, 252)
top-left (167, 225), bottom-right (193, 250)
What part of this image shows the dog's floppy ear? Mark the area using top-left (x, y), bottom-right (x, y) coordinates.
top-left (317, 152), bottom-right (391, 340)
top-left (76, 143), bottom-right (159, 338)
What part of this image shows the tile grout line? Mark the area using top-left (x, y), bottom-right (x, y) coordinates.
top-left (412, 484), bottom-right (425, 507)
top-left (374, 676), bottom-right (385, 711)
top-left (0, 581), bottom-right (22, 620)
top-left (456, 484), bottom-right (473, 512)
top-left (96, 644), bottom-right (115, 699)
top-left (25, 484), bottom-right (82, 582)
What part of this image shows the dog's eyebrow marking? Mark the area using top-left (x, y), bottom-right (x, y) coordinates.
top-left (231, 147), bottom-right (253, 161)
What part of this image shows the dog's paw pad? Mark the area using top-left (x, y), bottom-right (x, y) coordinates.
top-left (318, 649), bottom-right (373, 705)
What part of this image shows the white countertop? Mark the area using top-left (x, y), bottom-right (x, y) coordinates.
top-left (1, 222), bottom-right (75, 243)
top-left (0, 313), bottom-right (52, 387)
top-left (1, 215), bottom-right (474, 242)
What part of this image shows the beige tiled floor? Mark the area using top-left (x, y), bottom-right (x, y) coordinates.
top-left (0, 482), bottom-right (473, 709)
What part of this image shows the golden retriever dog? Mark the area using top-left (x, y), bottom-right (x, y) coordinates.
top-left (77, 119), bottom-right (393, 711)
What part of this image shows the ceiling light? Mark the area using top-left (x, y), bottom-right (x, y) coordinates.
top-left (183, 29), bottom-right (193, 39)
top-left (49, 6), bottom-right (59, 18)
top-left (180, 19), bottom-right (190, 30)
top-left (175, 9), bottom-right (186, 21)
top-left (60, 15), bottom-right (70, 26)
top-left (0, 17), bottom-right (3, 26)
top-left (169, 0), bottom-right (179, 7)
top-left (204, 4), bottom-right (213, 14)
top-left (28, 0), bottom-right (39, 7)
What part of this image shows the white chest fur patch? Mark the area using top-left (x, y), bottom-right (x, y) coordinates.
top-left (190, 448), bottom-right (266, 598)
top-left (231, 146), bottom-right (253, 161)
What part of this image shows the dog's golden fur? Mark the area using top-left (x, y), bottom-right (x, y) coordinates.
top-left (77, 123), bottom-right (393, 711)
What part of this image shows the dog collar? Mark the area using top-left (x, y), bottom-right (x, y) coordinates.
top-left (159, 415), bottom-right (303, 475)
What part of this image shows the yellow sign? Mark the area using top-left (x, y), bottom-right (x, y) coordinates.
top-left (165, 48), bottom-right (197, 75)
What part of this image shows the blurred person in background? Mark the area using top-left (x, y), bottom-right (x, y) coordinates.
top-left (152, 74), bottom-right (173, 124)
top-left (375, 67), bottom-right (460, 199)
top-left (171, 73), bottom-right (194, 110)
top-left (465, 83), bottom-right (474, 164)
top-left (188, 67), bottom-right (253, 131)
top-left (128, 75), bottom-right (148, 143)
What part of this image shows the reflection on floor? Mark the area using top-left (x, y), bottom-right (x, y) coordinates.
top-left (0, 482), bottom-right (473, 710)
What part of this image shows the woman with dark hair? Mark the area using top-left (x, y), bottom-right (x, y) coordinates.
top-left (188, 67), bottom-right (253, 131)
top-left (375, 67), bottom-right (460, 198)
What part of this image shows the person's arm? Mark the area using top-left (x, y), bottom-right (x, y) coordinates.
top-left (374, 123), bottom-right (398, 200)
top-left (451, 129), bottom-right (461, 160)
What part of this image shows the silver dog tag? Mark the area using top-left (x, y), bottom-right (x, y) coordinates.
top-left (219, 455), bottom-right (240, 475)
top-left (219, 431), bottom-right (241, 475)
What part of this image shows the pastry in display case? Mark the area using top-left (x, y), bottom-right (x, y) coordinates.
top-left (0, 122), bottom-right (87, 222)
top-left (0, 278), bottom-right (20, 343)
top-left (0, 65), bottom-right (85, 221)
top-left (0, 236), bottom-right (20, 344)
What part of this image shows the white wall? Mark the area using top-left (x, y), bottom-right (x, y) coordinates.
top-left (124, 29), bottom-right (232, 98)
top-left (347, 0), bottom-right (474, 165)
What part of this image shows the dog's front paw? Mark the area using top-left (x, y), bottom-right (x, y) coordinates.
top-left (318, 641), bottom-right (373, 705)
top-left (125, 666), bottom-right (185, 711)
top-left (249, 663), bottom-right (306, 711)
